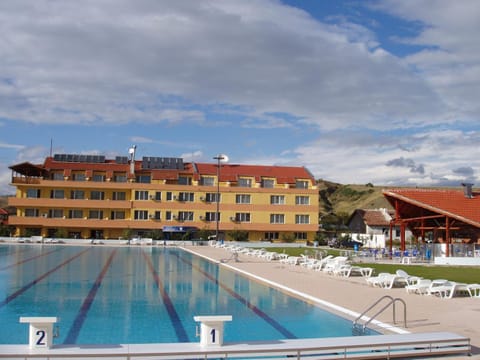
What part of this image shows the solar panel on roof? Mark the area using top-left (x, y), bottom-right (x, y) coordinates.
top-left (116, 156), bottom-right (128, 164)
top-left (141, 156), bottom-right (184, 170)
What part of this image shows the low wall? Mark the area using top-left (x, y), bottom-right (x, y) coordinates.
top-left (434, 257), bottom-right (480, 266)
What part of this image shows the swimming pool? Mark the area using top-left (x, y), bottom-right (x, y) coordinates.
top-left (0, 245), bottom-right (377, 345)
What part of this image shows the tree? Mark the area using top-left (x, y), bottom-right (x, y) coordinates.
top-left (281, 232), bottom-right (296, 243)
top-left (226, 229), bottom-right (249, 242)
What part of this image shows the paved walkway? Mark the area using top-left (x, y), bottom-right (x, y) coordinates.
top-left (185, 245), bottom-right (480, 358)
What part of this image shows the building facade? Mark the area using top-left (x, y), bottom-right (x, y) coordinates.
top-left (347, 208), bottom-right (413, 248)
top-left (8, 154), bottom-right (319, 242)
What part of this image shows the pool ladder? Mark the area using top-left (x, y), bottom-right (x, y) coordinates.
top-left (353, 295), bottom-right (407, 335)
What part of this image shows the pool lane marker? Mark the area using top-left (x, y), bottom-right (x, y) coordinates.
top-left (142, 251), bottom-right (190, 342)
top-left (63, 249), bottom-right (117, 344)
top-left (176, 253), bottom-right (297, 339)
top-left (0, 247), bottom-right (64, 271)
top-left (0, 248), bottom-right (91, 308)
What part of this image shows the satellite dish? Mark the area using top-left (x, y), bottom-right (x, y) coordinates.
top-left (128, 146), bottom-right (136, 155)
top-left (219, 154), bottom-right (229, 162)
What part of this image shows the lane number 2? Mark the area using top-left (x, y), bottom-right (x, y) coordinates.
top-left (35, 330), bottom-right (46, 346)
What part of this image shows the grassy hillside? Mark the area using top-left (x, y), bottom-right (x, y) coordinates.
top-left (317, 180), bottom-right (392, 216)
top-left (0, 196), bottom-right (8, 208)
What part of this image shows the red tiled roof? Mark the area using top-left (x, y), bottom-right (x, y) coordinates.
top-left (362, 209), bottom-right (391, 226)
top-left (11, 157), bottom-right (314, 185)
top-left (383, 188), bottom-right (480, 227)
top-left (194, 163), bottom-right (314, 184)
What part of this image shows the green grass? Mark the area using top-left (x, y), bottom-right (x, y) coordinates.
top-left (257, 246), bottom-right (480, 284)
top-left (355, 263), bottom-right (480, 284)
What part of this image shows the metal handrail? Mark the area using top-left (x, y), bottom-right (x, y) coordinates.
top-left (353, 295), bottom-right (407, 331)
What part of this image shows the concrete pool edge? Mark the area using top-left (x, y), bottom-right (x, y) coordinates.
top-left (182, 246), bottom-right (409, 336)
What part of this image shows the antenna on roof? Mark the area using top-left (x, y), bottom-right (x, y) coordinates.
top-left (461, 183), bottom-right (474, 199)
top-left (128, 145), bottom-right (137, 176)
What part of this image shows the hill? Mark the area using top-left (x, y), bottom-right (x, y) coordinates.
top-left (317, 180), bottom-right (392, 216)
top-left (0, 196), bottom-right (8, 208)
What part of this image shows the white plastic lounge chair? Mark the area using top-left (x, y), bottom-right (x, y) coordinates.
top-left (262, 251), bottom-right (279, 261)
top-left (428, 281), bottom-right (469, 299)
top-left (467, 284), bottom-right (480, 297)
top-left (410, 279), bottom-right (448, 295)
top-left (405, 279), bottom-right (433, 294)
top-left (381, 274), bottom-right (408, 289)
top-left (333, 265), bottom-right (372, 277)
top-left (396, 269), bottom-right (422, 286)
top-left (287, 256), bottom-right (300, 265)
top-left (322, 256), bottom-right (349, 274)
top-left (366, 273), bottom-right (392, 287)
top-left (311, 255), bottom-right (333, 271)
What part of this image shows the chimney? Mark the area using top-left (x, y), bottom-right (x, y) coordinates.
top-left (128, 145), bottom-right (137, 176)
top-left (461, 183), bottom-right (474, 198)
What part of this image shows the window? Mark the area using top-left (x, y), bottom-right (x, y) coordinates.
top-left (177, 192), bottom-right (194, 202)
top-left (134, 210), bottom-right (148, 220)
top-left (26, 189), bottom-right (41, 198)
top-left (52, 172), bottom-right (63, 180)
top-left (88, 210), bottom-right (103, 219)
top-left (113, 191), bottom-right (126, 201)
top-left (92, 173), bottom-right (105, 182)
top-left (261, 178), bottom-right (274, 188)
top-left (265, 232), bottom-right (279, 240)
top-left (234, 213), bottom-right (251, 222)
top-left (235, 194), bottom-right (251, 204)
top-left (49, 209), bottom-right (64, 218)
top-left (113, 173), bottom-right (127, 182)
top-left (25, 208), bottom-right (39, 217)
top-left (203, 212), bottom-right (218, 221)
top-left (295, 232), bottom-right (307, 240)
top-left (295, 214), bottom-right (310, 224)
top-left (166, 192), bottom-right (173, 201)
top-left (200, 176), bottom-right (214, 186)
top-left (205, 192), bottom-right (220, 203)
top-left (296, 180), bottom-right (309, 189)
top-left (72, 173), bottom-right (85, 181)
top-left (270, 214), bottom-right (285, 224)
top-left (70, 190), bottom-right (85, 199)
top-left (153, 192), bottom-right (162, 201)
top-left (178, 176), bottom-right (192, 185)
top-left (295, 196), bottom-right (310, 205)
top-left (166, 211), bottom-right (172, 220)
top-left (151, 211), bottom-right (161, 220)
top-left (110, 211), bottom-right (125, 220)
top-left (270, 195), bottom-right (285, 205)
top-left (50, 189), bottom-right (64, 199)
top-left (238, 178), bottom-right (252, 187)
top-left (135, 191), bottom-right (149, 200)
top-left (69, 209), bottom-right (83, 219)
top-left (177, 211), bottom-right (194, 221)
top-left (90, 191), bottom-right (105, 200)
top-left (136, 175), bottom-right (151, 183)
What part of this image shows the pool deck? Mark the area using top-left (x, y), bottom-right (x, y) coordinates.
top-left (185, 244), bottom-right (480, 358)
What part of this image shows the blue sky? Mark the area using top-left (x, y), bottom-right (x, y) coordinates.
top-left (1, 0), bottom-right (480, 194)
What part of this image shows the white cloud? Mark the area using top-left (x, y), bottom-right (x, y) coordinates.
top-left (0, 0), bottom-right (453, 130)
top-left (0, 0), bottom-right (479, 191)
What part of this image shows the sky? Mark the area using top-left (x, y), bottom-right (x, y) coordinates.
top-left (1, 0), bottom-right (480, 195)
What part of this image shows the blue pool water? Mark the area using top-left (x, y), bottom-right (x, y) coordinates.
top-left (0, 245), bottom-right (377, 345)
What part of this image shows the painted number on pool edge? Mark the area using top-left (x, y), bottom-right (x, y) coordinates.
top-left (35, 330), bottom-right (46, 346)
top-left (210, 329), bottom-right (216, 343)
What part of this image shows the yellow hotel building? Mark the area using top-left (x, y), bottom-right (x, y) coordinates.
top-left (8, 153), bottom-right (319, 242)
